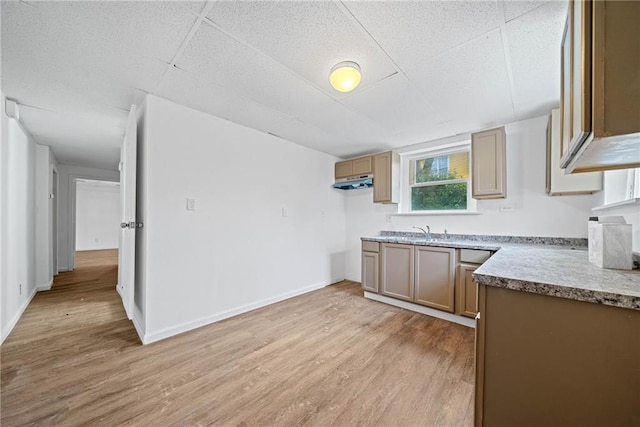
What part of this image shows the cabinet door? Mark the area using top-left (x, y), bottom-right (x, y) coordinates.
top-left (373, 152), bottom-right (399, 204)
top-left (352, 156), bottom-right (372, 175)
top-left (560, 12), bottom-right (573, 161)
top-left (457, 263), bottom-right (479, 318)
top-left (414, 246), bottom-right (455, 312)
top-left (570, 0), bottom-right (591, 150)
top-left (335, 160), bottom-right (353, 179)
top-left (471, 127), bottom-right (506, 199)
top-left (361, 251), bottom-right (379, 293)
top-left (381, 243), bottom-right (414, 301)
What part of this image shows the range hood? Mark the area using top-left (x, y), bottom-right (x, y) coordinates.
top-left (332, 174), bottom-right (373, 190)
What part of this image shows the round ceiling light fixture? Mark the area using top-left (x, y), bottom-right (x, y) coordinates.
top-left (329, 61), bottom-right (361, 93)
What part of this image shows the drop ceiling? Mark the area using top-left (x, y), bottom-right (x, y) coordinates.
top-left (1, 0), bottom-right (567, 170)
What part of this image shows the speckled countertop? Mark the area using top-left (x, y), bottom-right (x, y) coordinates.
top-left (361, 232), bottom-right (640, 311)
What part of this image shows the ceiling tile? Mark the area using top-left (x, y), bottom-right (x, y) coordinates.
top-left (506, 1), bottom-right (567, 118)
top-left (19, 105), bottom-right (123, 169)
top-left (176, 22), bottom-right (388, 147)
top-left (502, 1), bottom-right (550, 22)
top-left (342, 73), bottom-right (444, 136)
top-left (388, 123), bottom-right (456, 149)
top-left (343, 1), bottom-right (501, 71)
top-left (205, 1), bottom-right (397, 95)
top-left (406, 30), bottom-right (515, 134)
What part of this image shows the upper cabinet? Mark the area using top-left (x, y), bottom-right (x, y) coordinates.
top-left (547, 109), bottom-right (602, 195)
top-left (373, 151), bottom-right (400, 204)
top-left (471, 127), bottom-right (506, 199)
top-left (560, 0), bottom-right (640, 173)
top-left (335, 155), bottom-right (372, 179)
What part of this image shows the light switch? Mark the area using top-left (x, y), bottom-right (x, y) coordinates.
top-left (282, 207), bottom-right (288, 217)
top-left (186, 198), bottom-right (196, 211)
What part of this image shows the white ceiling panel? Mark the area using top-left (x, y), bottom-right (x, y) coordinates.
top-left (19, 105), bottom-right (123, 170)
top-left (175, 22), bottom-right (388, 144)
top-left (406, 30), bottom-right (516, 134)
top-left (388, 123), bottom-right (457, 149)
top-left (342, 73), bottom-right (447, 136)
top-left (205, 1), bottom-right (397, 95)
top-left (343, 1), bottom-right (501, 71)
top-left (502, 1), bottom-right (550, 22)
top-left (506, 1), bottom-right (567, 118)
top-left (2, 1), bottom-right (569, 168)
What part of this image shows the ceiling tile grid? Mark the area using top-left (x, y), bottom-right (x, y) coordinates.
top-left (505, 1), bottom-right (568, 119)
top-left (343, 1), bottom-right (502, 72)
top-left (404, 29), bottom-right (516, 134)
top-left (205, 0), bottom-right (398, 96)
top-left (1, 0), bottom-right (569, 169)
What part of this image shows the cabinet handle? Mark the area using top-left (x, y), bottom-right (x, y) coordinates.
top-left (475, 312), bottom-right (481, 320)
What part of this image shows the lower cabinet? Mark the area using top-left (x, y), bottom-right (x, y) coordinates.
top-left (364, 241), bottom-right (490, 317)
top-left (457, 263), bottom-right (479, 318)
top-left (361, 241), bottom-right (380, 293)
top-left (361, 251), bottom-right (379, 293)
top-left (414, 246), bottom-right (456, 312)
top-left (475, 285), bottom-right (640, 426)
top-left (380, 243), bottom-right (414, 301)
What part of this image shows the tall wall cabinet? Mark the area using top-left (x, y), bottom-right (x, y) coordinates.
top-left (560, 0), bottom-right (640, 173)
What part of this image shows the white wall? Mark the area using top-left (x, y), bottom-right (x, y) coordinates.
top-left (57, 165), bottom-right (119, 271)
top-left (138, 95), bottom-right (346, 342)
top-left (1, 95), bottom-right (38, 343)
top-left (75, 180), bottom-right (120, 251)
top-left (344, 115), bottom-right (601, 280)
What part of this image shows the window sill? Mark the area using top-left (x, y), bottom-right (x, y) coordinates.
top-left (393, 211), bottom-right (481, 216)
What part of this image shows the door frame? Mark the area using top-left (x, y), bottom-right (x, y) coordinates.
top-left (66, 175), bottom-right (120, 271)
top-left (51, 165), bottom-right (59, 276)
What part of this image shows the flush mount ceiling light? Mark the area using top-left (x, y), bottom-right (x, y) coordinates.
top-left (329, 61), bottom-right (361, 93)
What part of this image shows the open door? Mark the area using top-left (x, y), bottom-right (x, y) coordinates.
top-left (117, 105), bottom-right (137, 320)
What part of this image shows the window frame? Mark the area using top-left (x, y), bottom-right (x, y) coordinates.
top-left (400, 144), bottom-right (477, 214)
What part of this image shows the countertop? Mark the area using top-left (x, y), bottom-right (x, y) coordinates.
top-left (361, 232), bottom-right (640, 311)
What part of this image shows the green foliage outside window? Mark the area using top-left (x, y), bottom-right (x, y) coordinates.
top-left (411, 153), bottom-right (469, 211)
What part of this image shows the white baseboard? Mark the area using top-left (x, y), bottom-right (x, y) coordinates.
top-left (364, 291), bottom-right (476, 328)
top-left (37, 278), bottom-right (54, 292)
top-left (143, 281), bottom-right (328, 345)
top-left (1, 286), bottom-right (38, 345)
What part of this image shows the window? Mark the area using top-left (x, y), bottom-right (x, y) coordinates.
top-left (402, 147), bottom-right (474, 213)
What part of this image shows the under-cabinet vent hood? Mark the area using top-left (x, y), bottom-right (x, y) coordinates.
top-left (332, 174), bottom-right (373, 190)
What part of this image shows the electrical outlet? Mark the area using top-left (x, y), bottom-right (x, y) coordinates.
top-left (186, 198), bottom-right (196, 211)
top-left (386, 214), bottom-right (392, 223)
top-left (499, 203), bottom-right (515, 213)
top-left (19, 283), bottom-right (22, 295)
top-left (281, 207), bottom-right (289, 217)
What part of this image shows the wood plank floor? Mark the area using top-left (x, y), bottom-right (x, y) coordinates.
top-left (1, 250), bottom-right (475, 426)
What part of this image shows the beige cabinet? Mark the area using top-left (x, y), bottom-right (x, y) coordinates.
top-left (475, 285), bottom-right (640, 426)
top-left (335, 156), bottom-right (372, 179)
top-left (361, 241), bottom-right (379, 293)
top-left (471, 127), bottom-right (506, 199)
top-left (414, 246), bottom-right (456, 312)
top-left (546, 109), bottom-right (602, 195)
top-left (560, 0), bottom-right (640, 173)
top-left (457, 263), bottom-right (478, 318)
top-left (380, 243), bottom-right (414, 301)
top-left (373, 151), bottom-right (399, 204)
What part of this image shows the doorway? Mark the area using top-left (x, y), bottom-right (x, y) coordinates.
top-left (74, 178), bottom-right (121, 265)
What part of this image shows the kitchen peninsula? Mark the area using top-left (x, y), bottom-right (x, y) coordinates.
top-left (362, 231), bottom-right (640, 426)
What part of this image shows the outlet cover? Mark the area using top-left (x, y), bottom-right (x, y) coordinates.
top-left (186, 198), bottom-right (196, 211)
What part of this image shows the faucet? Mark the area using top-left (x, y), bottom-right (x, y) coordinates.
top-left (413, 225), bottom-right (431, 240)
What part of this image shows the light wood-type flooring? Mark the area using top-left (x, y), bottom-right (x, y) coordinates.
top-left (1, 249), bottom-right (475, 426)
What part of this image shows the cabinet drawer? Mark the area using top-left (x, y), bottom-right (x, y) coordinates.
top-left (362, 241), bottom-right (379, 253)
top-left (460, 249), bottom-right (491, 264)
